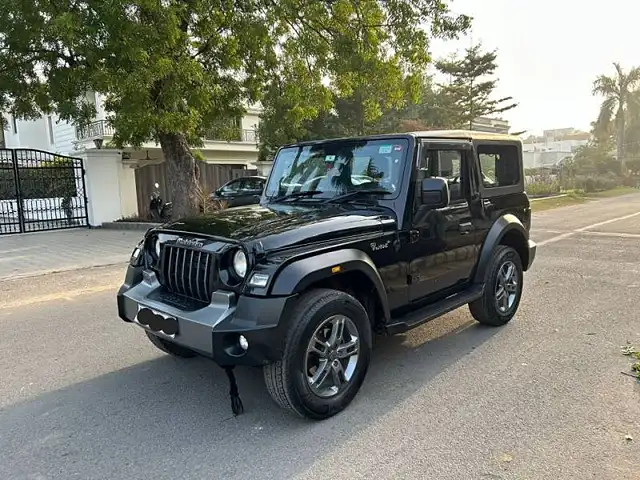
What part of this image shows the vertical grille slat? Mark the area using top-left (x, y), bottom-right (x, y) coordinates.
top-left (167, 247), bottom-right (175, 291)
top-left (194, 251), bottom-right (202, 300)
top-left (203, 253), bottom-right (210, 297)
top-left (180, 248), bottom-right (187, 294)
top-left (188, 249), bottom-right (194, 295)
top-left (160, 244), bottom-right (215, 303)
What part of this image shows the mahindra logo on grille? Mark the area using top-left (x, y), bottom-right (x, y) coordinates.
top-left (176, 237), bottom-right (204, 249)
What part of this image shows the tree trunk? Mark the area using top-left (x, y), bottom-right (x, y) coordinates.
top-left (616, 109), bottom-right (626, 174)
top-left (158, 132), bottom-right (199, 219)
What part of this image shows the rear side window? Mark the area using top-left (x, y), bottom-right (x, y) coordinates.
top-left (221, 179), bottom-right (242, 193)
top-left (477, 144), bottom-right (520, 188)
top-left (241, 178), bottom-right (264, 191)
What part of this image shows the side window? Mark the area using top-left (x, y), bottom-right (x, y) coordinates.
top-left (236, 178), bottom-right (262, 192)
top-left (477, 144), bottom-right (520, 188)
top-left (220, 179), bottom-right (242, 193)
top-left (242, 178), bottom-right (264, 191)
top-left (420, 149), bottom-right (464, 202)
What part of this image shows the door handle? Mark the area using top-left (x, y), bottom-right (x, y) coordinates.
top-left (459, 222), bottom-right (473, 234)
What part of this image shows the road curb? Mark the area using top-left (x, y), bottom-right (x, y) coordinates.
top-left (100, 221), bottom-right (162, 231)
top-left (529, 194), bottom-right (568, 202)
top-left (0, 261), bottom-right (129, 282)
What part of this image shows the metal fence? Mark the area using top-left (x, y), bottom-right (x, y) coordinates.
top-left (0, 149), bottom-right (89, 235)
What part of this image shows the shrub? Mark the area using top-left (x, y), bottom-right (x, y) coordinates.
top-left (561, 174), bottom-right (622, 193)
top-left (525, 181), bottom-right (561, 196)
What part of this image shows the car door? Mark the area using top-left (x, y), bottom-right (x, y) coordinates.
top-left (237, 177), bottom-right (264, 206)
top-left (407, 140), bottom-right (479, 302)
top-left (215, 179), bottom-right (244, 207)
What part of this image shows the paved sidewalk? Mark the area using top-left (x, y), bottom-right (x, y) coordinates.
top-left (0, 228), bottom-right (142, 281)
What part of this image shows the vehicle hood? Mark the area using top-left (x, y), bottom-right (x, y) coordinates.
top-left (160, 203), bottom-right (395, 252)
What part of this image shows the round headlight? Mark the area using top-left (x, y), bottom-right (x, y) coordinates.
top-left (154, 238), bottom-right (161, 258)
top-left (232, 250), bottom-right (247, 278)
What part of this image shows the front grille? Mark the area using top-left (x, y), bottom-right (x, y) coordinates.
top-left (160, 245), bottom-right (215, 303)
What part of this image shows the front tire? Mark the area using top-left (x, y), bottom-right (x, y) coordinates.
top-left (145, 331), bottom-right (197, 358)
top-left (469, 245), bottom-right (524, 326)
top-left (263, 289), bottom-right (372, 420)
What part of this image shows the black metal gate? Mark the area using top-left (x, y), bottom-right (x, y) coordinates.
top-left (0, 149), bottom-right (89, 235)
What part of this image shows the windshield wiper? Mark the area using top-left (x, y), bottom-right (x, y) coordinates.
top-left (270, 190), bottom-right (323, 203)
top-left (321, 189), bottom-right (391, 204)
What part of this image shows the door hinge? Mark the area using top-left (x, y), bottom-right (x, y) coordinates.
top-left (410, 230), bottom-right (420, 243)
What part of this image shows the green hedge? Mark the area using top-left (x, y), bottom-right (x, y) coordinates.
top-left (561, 175), bottom-right (621, 193)
top-left (525, 181), bottom-right (561, 196)
top-left (0, 159), bottom-right (78, 200)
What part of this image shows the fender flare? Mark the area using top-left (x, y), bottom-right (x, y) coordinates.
top-left (473, 214), bottom-right (529, 283)
top-left (269, 248), bottom-right (391, 321)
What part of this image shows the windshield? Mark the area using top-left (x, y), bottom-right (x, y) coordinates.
top-left (264, 138), bottom-right (409, 201)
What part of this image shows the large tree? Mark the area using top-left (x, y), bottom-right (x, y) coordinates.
top-left (435, 42), bottom-right (516, 129)
top-left (592, 62), bottom-right (640, 172)
top-left (0, 0), bottom-right (470, 217)
top-left (624, 89), bottom-right (640, 164)
top-left (257, 1), bottom-right (470, 161)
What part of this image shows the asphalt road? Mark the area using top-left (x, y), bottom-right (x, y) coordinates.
top-left (1, 194), bottom-right (640, 480)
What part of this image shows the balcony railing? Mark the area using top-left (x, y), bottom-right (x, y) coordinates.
top-left (75, 120), bottom-right (259, 145)
top-left (203, 128), bottom-right (258, 144)
top-left (75, 120), bottom-right (115, 141)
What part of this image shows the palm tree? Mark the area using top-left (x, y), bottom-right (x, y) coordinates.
top-left (592, 63), bottom-right (640, 172)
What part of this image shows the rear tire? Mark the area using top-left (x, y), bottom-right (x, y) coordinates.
top-left (469, 245), bottom-right (524, 326)
top-left (263, 288), bottom-right (372, 420)
top-left (145, 331), bottom-right (197, 358)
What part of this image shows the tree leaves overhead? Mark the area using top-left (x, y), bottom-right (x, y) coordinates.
top-left (0, 0), bottom-right (471, 216)
top-left (0, 0), bottom-right (470, 143)
top-left (257, 0), bottom-right (471, 159)
top-left (0, 0), bottom-right (281, 146)
top-left (435, 43), bottom-right (517, 130)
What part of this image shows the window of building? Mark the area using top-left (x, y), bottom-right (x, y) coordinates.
top-left (11, 115), bottom-right (17, 134)
top-left (477, 144), bottom-right (520, 188)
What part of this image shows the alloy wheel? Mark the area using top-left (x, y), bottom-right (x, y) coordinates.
top-left (495, 260), bottom-right (519, 313)
top-left (304, 314), bottom-right (360, 398)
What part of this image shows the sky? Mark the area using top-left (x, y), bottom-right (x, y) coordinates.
top-left (428, 0), bottom-right (639, 136)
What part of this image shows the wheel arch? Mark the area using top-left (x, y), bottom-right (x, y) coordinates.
top-left (269, 249), bottom-right (391, 327)
top-left (473, 214), bottom-right (530, 283)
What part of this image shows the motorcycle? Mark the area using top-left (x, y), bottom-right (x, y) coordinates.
top-left (149, 183), bottom-right (173, 221)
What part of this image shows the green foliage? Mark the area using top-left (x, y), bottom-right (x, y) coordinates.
top-left (258, 72), bottom-right (464, 161)
top-left (0, 0), bottom-right (471, 215)
top-left (568, 140), bottom-right (618, 176)
top-left (592, 63), bottom-right (640, 168)
top-left (257, 1), bottom-right (471, 160)
top-left (525, 181), bottom-right (561, 196)
top-left (0, 156), bottom-right (77, 200)
top-left (435, 43), bottom-right (517, 129)
top-left (581, 175), bottom-right (620, 193)
top-left (621, 345), bottom-right (640, 379)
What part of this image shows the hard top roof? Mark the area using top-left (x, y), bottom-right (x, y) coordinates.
top-left (283, 129), bottom-right (522, 148)
top-left (408, 129), bottom-right (522, 142)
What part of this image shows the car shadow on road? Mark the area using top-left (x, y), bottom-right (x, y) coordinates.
top-left (0, 311), bottom-right (500, 480)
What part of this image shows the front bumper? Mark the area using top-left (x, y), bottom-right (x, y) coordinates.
top-left (117, 266), bottom-right (296, 366)
top-left (525, 239), bottom-right (537, 271)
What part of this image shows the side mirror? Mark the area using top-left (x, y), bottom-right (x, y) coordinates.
top-left (421, 177), bottom-right (449, 209)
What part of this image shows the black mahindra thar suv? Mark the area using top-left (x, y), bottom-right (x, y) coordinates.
top-left (117, 130), bottom-right (536, 420)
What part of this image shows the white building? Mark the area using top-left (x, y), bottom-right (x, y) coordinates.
top-left (4, 92), bottom-right (262, 164)
top-left (470, 116), bottom-right (510, 134)
top-left (522, 128), bottom-right (590, 169)
top-left (2, 93), bottom-right (265, 226)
